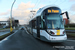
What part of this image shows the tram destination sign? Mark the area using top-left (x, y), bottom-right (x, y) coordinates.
top-left (44, 7), bottom-right (61, 14)
top-left (48, 9), bottom-right (59, 13)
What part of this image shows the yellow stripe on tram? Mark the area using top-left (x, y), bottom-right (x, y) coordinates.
top-left (57, 30), bottom-right (60, 35)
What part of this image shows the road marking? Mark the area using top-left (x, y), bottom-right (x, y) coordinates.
top-left (18, 26), bottom-right (29, 34)
top-left (23, 27), bottom-right (29, 34)
top-left (0, 32), bottom-right (10, 36)
top-left (0, 30), bottom-right (19, 43)
top-left (0, 27), bottom-right (25, 43)
top-left (26, 30), bottom-right (29, 34)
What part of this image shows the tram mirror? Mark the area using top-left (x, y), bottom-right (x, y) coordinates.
top-left (60, 11), bottom-right (69, 19)
top-left (60, 13), bottom-right (64, 15)
top-left (65, 11), bottom-right (69, 19)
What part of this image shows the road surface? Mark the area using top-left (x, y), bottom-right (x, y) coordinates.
top-left (0, 29), bottom-right (10, 36)
top-left (0, 27), bottom-right (75, 50)
top-left (0, 29), bottom-right (16, 36)
top-left (0, 31), bottom-right (10, 36)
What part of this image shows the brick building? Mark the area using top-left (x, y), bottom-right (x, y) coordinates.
top-left (63, 18), bottom-right (69, 25)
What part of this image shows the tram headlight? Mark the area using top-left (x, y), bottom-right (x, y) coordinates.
top-left (50, 31), bottom-right (55, 35)
top-left (63, 32), bottom-right (64, 34)
top-left (48, 30), bottom-right (50, 33)
top-left (63, 31), bottom-right (66, 35)
top-left (47, 30), bottom-right (55, 35)
top-left (47, 30), bottom-right (50, 34)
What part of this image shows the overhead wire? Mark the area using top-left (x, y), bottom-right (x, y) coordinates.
top-left (35, 0), bottom-right (41, 9)
top-left (50, 0), bottom-right (57, 5)
top-left (57, 0), bottom-right (68, 12)
top-left (33, 0), bottom-right (58, 10)
top-left (31, 0), bottom-right (41, 16)
top-left (57, 0), bottom-right (66, 6)
top-left (30, 0), bottom-right (40, 18)
top-left (32, 0), bottom-right (40, 10)
top-left (31, 0), bottom-right (66, 11)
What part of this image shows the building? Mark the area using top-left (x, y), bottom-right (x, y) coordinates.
top-left (0, 21), bottom-right (9, 26)
top-left (63, 18), bottom-right (69, 25)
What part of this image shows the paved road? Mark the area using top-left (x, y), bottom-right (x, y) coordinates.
top-left (0, 29), bottom-right (10, 32)
top-left (0, 27), bottom-right (75, 50)
top-left (0, 31), bottom-right (10, 36)
top-left (0, 29), bottom-right (10, 36)
top-left (0, 29), bottom-right (16, 36)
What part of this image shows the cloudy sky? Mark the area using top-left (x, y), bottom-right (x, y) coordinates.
top-left (0, 0), bottom-right (75, 24)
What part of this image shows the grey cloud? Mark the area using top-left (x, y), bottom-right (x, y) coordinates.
top-left (0, 2), bottom-right (37, 24)
top-left (69, 0), bottom-right (75, 2)
top-left (0, 12), bottom-right (9, 16)
top-left (70, 4), bottom-right (75, 11)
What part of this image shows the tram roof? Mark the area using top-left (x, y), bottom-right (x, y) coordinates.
top-left (29, 5), bottom-right (60, 22)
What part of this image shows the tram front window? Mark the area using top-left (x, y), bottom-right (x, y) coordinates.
top-left (46, 14), bottom-right (64, 29)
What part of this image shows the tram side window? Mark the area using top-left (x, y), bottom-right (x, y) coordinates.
top-left (32, 20), bottom-right (35, 28)
top-left (37, 16), bottom-right (43, 29)
top-left (32, 20), bottom-right (36, 29)
top-left (29, 21), bottom-right (32, 27)
top-left (40, 16), bottom-right (46, 29)
top-left (29, 22), bottom-right (30, 26)
top-left (34, 20), bottom-right (37, 28)
top-left (39, 17), bottom-right (41, 28)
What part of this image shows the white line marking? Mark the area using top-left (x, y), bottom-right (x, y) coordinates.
top-left (23, 26), bottom-right (29, 34)
top-left (18, 26), bottom-right (29, 34)
top-left (26, 30), bottom-right (29, 34)
top-left (0, 29), bottom-right (19, 43)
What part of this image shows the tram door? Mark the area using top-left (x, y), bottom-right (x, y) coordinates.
top-left (36, 17), bottom-right (40, 38)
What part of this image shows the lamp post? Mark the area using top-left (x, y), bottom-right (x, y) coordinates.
top-left (10, 0), bottom-right (16, 33)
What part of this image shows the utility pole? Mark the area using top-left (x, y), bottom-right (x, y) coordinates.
top-left (30, 10), bottom-right (36, 18)
top-left (10, 0), bottom-right (16, 33)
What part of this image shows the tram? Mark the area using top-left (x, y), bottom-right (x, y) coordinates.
top-left (27, 5), bottom-right (69, 42)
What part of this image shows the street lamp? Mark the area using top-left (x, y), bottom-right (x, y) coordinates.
top-left (10, 0), bottom-right (16, 33)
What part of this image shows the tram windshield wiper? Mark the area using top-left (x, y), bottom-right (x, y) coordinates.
top-left (56, 27), bottom-right (60, 29)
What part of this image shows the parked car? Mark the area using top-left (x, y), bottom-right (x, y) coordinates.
top-left (3, 26), bottom-right (9, 28)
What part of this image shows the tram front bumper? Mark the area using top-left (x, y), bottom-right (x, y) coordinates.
top-left (49, 36), bottom-right (67, 43)
top-left (50, 40), bottom-right (67, 43)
